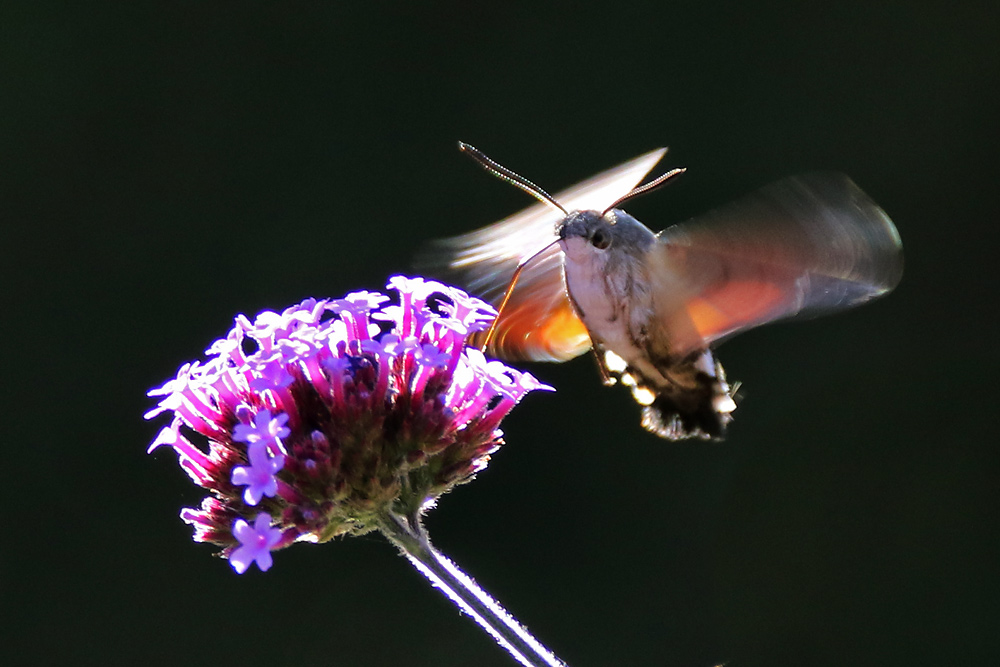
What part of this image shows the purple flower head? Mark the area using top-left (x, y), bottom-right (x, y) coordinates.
top-left (147, 276), bottom-right (551, 573)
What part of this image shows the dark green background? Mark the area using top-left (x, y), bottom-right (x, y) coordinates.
top-left (3, 3), bottom-right (997, 666)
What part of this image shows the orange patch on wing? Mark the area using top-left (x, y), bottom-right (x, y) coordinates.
top-left (686, 280), bottom-right (788, 341)
top-left (478, 299), bottom-right (591, 362)
top-left (534, 303), bottom-right (591, 357)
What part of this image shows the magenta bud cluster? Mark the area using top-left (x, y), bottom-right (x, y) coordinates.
top-left (146, 276), bottom-right (552, 573)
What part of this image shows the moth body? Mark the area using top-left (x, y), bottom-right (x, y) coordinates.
top-left (559, 209), bottom-right (735, 438)
top-left (558, 210), bottom-right (654, 367)
top-left (423, 144), bottom-right (903, 440)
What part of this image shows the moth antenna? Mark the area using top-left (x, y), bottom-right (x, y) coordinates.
top-left (480, 239), bottom-right (561, 352)
top-left (602, 167), bottom-right (686, 214)
top-left (458, 142), bottom-right (568, 215)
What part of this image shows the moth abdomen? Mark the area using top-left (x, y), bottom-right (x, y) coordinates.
top-left (617, 349), bottom-right (736, 440)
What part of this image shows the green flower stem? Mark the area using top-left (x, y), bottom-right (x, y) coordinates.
top-left (378, 511), bottom-right (568, 667)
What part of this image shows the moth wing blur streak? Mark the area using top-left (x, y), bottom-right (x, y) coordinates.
top-left (649, 172), bottom-right (903, 358)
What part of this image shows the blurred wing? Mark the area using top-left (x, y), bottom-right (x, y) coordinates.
top-left (650, 172), bottom-right (903, 357)
top-left (420, 147), bottom-right (668, 361)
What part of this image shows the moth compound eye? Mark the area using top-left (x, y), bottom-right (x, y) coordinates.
top-left (591, 228), bottom-right (612, 250)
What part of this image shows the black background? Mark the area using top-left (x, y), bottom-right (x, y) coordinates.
top-left (4, 3), bottom-right (998, 666)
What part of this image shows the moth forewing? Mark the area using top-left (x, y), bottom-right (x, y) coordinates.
top-left (648, 172), bottom-right (904, 358)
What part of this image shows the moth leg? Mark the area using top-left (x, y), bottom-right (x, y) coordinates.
top-left (590, 345), bottom-right (616, 386)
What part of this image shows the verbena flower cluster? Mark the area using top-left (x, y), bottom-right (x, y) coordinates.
top-left (146, 276), bottom-right (551, 573)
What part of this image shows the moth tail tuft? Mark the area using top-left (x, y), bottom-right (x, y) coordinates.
top-left (635, 351), bottom-right (737, 441)
top-left (641, 398), bottom-right (728, 440)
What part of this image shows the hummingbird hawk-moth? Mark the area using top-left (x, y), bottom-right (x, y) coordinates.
top-left (423, 143), bottom-right (903, 440)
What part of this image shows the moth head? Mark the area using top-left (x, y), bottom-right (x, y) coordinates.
top-left (558, 209), bottom-right (656, 264)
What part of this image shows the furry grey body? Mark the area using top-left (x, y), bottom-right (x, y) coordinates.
top-left (558, 210), bottom-right (734, 439)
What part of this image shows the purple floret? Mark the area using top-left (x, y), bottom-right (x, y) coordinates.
top-left (231, 446), bottom-right (285, 506)
top-left (230, 514), bottom-right (283, 574)
top-left (232, 409), bottom-right (290, 457)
